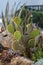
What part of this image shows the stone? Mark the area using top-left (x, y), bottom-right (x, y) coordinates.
top-left (0, 31), bottom-right (14, 49)
top-left (10, 56), bottom-right (33, 65)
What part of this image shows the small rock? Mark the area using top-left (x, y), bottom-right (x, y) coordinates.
top-left (10, 56), bottom-right (33, 65)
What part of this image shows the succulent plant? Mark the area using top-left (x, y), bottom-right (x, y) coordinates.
top-left (28, 39), bottom-right (35, 48)
top-left (7, 24), bottom-right (14, 34)
top-left (11, 17), bottom-right (21, 27)
top-left (30, 29), bottom-right (39, 38)
top-left (14, 31), bottom-right (21, 41)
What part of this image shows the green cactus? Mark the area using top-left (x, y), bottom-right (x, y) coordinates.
top-left (11, 17), bottom-right (21, 27)
top-left (27, 39), bottom-right (35, 48)
top-left (14, 31), bottom-right (21, 41)
top-left (7, 24), bottom-right (14, 34)
top-left (30, 29), bottom-right (39, 38)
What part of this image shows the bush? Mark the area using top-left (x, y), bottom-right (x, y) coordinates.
top-left (31, 44), bottom-right (43, 61)
top-left (32, 11), bottom-right (43, 28)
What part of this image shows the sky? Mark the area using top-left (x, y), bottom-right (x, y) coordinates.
top-left (0, 0), bottom-right (27, 16)
top-left (0, 0), bottom-right (43, 16)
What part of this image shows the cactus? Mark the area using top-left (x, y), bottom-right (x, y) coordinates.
top-left (7, 24), bottom-right (14, 34)
top-left (11, 17), bottom-right (21, 27)
top-left (14, 31), bottom-right (21, 41)
top-left (30, 29), bottom-right (39, 38)
top-left (28, 39), bottom-right (35, 48)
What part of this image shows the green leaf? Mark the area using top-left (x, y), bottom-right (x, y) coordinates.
top-left (7, 24), bottom-right (14, 34)
top-left (31, 54), bottom-right (36, 61)
top-left (14, 31), bottom-right (21, 41)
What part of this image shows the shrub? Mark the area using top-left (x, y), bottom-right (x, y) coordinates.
top-left (31, 44), bottom-right (43, 61)
top-left (32, 11), bottom-right (43, 28)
